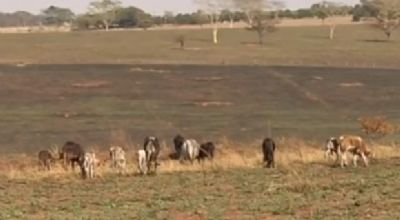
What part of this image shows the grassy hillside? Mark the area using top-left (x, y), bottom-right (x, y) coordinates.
top-left (0, 25), bottom-right (399, 68)
top-left (0, 64), bottom-right (399, 152)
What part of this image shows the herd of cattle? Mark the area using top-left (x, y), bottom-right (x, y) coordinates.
top-left (37, 134), bottom-right (371, 179)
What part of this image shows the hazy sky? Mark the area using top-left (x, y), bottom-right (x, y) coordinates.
top-left (1, 0), bottom-right (360, 15)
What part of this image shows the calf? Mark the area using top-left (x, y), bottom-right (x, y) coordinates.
top-left (137, 149), bottom-right (148, 175)
top-left (59, 141), bottom-right (85, 171)
top-left (262, 138), bottom-right (276, 168)
top-left (181, 139), bottom-right (200, 164)
top-left (197, 142), bottom-right (215, 162)
top-left (82, 152), bottom-right (96, 179)
top-left (144, 136), bottom-right (161, 173)
top-left (173, 134), bottom-right (185, 156)
top-left (338, 135), bottom-right (371, 168)
top-left (325, 137), bottom-right (339, 162)
top-left (38, 150), bottom-right (55, 171)
top-left (109, 146), bottom-right (127, 174)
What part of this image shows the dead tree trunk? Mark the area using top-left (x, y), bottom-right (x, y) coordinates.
top-left (329, 24), bottom-right (336, 40)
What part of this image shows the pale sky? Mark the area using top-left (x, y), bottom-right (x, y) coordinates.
top-left (0, 0), bottom-right (360, 15)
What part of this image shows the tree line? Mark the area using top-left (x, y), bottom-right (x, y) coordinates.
top-left (0, 0), bottom-right (398, 41)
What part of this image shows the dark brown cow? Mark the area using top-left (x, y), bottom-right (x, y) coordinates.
top-left (173, 134), bottom-right (185, 156)
top-left (38, 150), bottom-right (55, 171)
top-left (59, 141), bottom-right (85, 173)
top-left (197, 142), bottom-right (215, 162)
top-left (262, 138), bottom-right (276, 168)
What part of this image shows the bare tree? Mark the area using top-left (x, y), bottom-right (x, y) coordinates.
top-left (88, 0), bottom-right (121, 31)
top-left (363, 0), bottom-right (400, 40)
top-left (234, 0), bottom-right (283, 45)
top-left (194, 0), bottom-right (226, 44)
top-left (311, 1), bottom-right (348, 40)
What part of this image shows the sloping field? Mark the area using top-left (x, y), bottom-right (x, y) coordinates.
top-left (0, 25), bottom-right (398, 68)
top-left (0, 64), bottom-right (399, 153)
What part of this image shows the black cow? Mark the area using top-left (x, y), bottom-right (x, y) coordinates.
top-left (197, 142), bottom-right (215, 162)
top-left (59, 141), bottom-right (85, 174)
top-left (38, 150), bottom-right (55, 171)
top-left (144, 136), bottom-right (161, 173)
top-left (262, 138), bottom-right (276, 168)
top-left (173, 134), bottom-right (185, 157)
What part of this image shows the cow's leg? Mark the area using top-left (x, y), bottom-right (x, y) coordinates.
top-left (63, 158), bottom-right (68, 170)
top-left (71, 161), bottom-right (75, 172)
top-left (38, 161), bottom-right (43, 171)
top-left (335, 152), bottom-right (339, 164)
top-left (46, 160), bottom-right (51, 171)
top-left (353, 154), bottom-right (359, 167)
top-left (325, 149), bottom-right (331, 160)
top-left (339, 152), bottom-right (346, 168)
top-left (361, 152), bottom-right (369, 167)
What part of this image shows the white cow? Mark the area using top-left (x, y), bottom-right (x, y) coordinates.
top-left (137, 149), bottom-right (148, 175)
top-left (109, 146), bottom-right (127, 174)
top-left (82, 152), bottom-right (96, 179)
top-left (180, 139), bottom-right (200, 164)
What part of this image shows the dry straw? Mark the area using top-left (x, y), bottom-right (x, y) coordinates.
top-left (1, 137), bottom-right (399, 181)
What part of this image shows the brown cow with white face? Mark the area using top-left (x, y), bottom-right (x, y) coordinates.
top-left (337, 135), bottom-right (371, 168)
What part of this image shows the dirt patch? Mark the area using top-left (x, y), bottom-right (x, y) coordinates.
top-left (194, 77), bottom-right (225, 82)
top-left (339, 82), bottom-right (365, 87)
top-left (312, 76), bottom-right (324, 80)
top-left (130, 67), bottom-right (171, 73)
top-left (169, 211), bottom-right (205, 220)
top-left (194, 101), bottom-right (233, 107)
top-left (71, 80), bottom-right (110, 89)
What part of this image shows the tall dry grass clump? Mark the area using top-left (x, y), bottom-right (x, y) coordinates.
top-left (0, 137), bottom-right (399, 181)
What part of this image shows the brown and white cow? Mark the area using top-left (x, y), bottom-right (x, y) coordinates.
top-left (337, 135), bottom-right (371, 168)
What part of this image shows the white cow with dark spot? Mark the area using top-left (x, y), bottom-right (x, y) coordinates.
top-left (180, 139), bottom-right (200, 164)
top-left (144, 136), bottom-right (161, 174)
top-left (325, 137), bottom-right (339, 162)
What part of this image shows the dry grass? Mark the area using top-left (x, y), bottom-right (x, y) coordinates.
top-left (1, 137), bottom-right (399, 182)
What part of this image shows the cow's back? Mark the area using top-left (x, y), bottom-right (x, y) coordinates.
top-left (61, 141), bottom-right (85, 162)
top-left (183, 139), bottom-right (199, 160)
top-left (339, 135), bottom-right (365, 153)
top-left (262, 138), bottom-right (276, 154)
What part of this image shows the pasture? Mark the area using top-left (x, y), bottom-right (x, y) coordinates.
top-left (0, 64), bottom-right (400, 152)
top-left (0, 24), bottom-right (400, 219)
top-left (0, 25), bottom-right (399, 68)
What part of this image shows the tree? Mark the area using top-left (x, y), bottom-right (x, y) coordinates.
top-left (194, 0), bottom-right (228, 44)
top-left (248, 11), bottom-right (279, 45)
top-left (234, 0), bottom-right (283, 45)
top-left (311, 1), bottom-right (347, 40)
top-left (88, 0), bottom-right (121, 31)
top-left (42, 6), bottom-right (75, 26)
top-left (362, 0), bottom-right (400, 40)
top-left (115, 6), bottom-right (153, 28)
top-left (163, 11), bottom-right (175, 24)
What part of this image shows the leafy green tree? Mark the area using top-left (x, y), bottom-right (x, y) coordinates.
top-left (362, 0), bottom-right (400, 40)
top-left (115, 6), bottom-right (152, 28)
top-left (88, 0), bottom-right (121, 31)
top-left (42, 6), bottom-right (75, 26)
